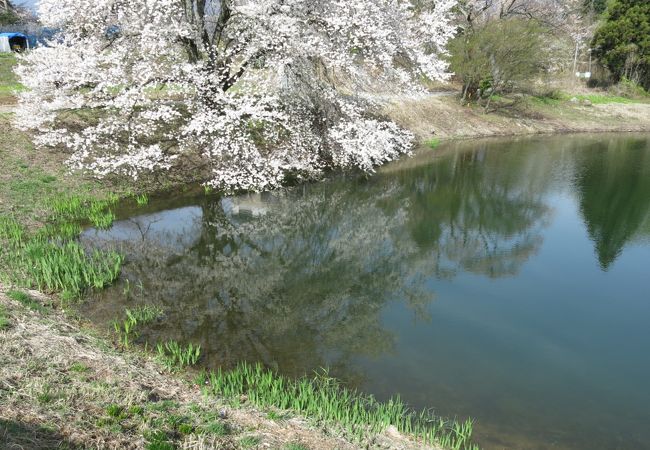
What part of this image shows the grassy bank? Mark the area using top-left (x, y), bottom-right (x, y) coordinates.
top-left (0, 288), bottom-right (357, 450)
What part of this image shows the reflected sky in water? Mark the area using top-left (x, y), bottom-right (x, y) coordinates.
top-left (81, 134), bottom-right (650, 450)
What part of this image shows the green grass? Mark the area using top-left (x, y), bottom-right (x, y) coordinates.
top-left (532, 91), bottom-right (637, 106)
top-left (156, 341), bottom-right (202, 370)
top-left (69, 362), bottom-right (91, 373)
top-left (36, 384), bottom-right (57, 405)
top-left (106, 404), bottom-right (127, 419)
top-left (0, 304), bottom-right (9, 330)
top-left (126, 305), bottom-right (163, 324)
top-left (113, 305), bottom-right (163, 348)
top-left (0, 215), bottom-right (123, 301)
top-left (284, 444), bottom-right (309, 450)
top-left (200, 363), bottom-right (478, 449)
top-left (426, 137), bottom-right (441, 150)
top-left (52, 195), bottom-right (118, 229)
top-left (572, 94), bottom-right (634, 104)
top-left (202, 421), bottom-right (230, 436)
top-left (6, 290), bottom-right (47, 314)
top-left (135, 194), bottom-right (149, 206)
top-left (239, 436), bottom-right (261, 448)
top-left (0, 53), bottom-right (24, 103)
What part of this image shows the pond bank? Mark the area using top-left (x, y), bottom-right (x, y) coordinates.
top-left (0, 286), bottom-right (443, 450)
top-left (385, 93), bottom-right (650, 142)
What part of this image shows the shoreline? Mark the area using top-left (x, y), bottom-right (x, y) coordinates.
top-left (384, 93), bottom-right (650, 143)
top-left (0, 286), bottom-right (371, 450)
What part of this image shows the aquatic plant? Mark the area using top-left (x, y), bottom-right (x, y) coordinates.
top-left (135, 194), bottom-right (149, 206)
top-left (0, 216), bottom-right (123, 300)
top-left (113, 305), bottom-right (163, 348)
top-left (200, 363), bottom-right (479, 449)
top-left (156, 341), bottom-right (201, 370)
top-left (51, 195), bottom-right (117, 229)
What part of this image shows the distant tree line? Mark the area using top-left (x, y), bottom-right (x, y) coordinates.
top-left (0, 0), bottom-right (20, 26)
top-left (447, 0), bottom-right (648, 107)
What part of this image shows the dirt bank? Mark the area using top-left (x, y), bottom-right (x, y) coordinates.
top-left (384, 94), bottom-right (650, 142)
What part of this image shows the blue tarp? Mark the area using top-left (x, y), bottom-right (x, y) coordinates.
top-left (0, 32), bottom-right (28, 39)
top-left (0, 32), bottom-right (37, 49)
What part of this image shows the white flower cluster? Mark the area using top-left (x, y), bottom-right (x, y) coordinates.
top-left (16, 0), bottom-right (456, 191)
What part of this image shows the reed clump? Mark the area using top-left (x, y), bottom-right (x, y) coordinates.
top-left (156, 340), bottom-right (202, 370)
top-left (0, 215), bottom-right (123, 300)
top-left (200, 363), bottom-right (478, 450)
top-left (113, 305), bottom-right (164, 348)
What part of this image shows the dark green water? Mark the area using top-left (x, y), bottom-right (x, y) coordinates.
top-left (81, 134), bottom-right (650, 449)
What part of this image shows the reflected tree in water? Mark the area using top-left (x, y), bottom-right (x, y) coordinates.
top-left (575, 137), bottom-right (650, 270)
top-left (84, 143), bottom-right (555, 381)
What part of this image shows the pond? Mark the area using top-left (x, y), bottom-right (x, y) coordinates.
top-left (80, 134), bottom-right (650, 449)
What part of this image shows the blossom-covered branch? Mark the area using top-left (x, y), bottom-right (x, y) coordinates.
top-left (16, 0), bottom-right (457, 191)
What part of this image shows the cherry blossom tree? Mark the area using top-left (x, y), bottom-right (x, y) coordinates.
top-left (15, 0), bottom-right (456, 191)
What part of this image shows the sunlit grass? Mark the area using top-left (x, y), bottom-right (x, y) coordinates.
top-left (0, 304), bottom-right (9, 330)
top-left (6, 289), bottom-right (47, 314)
top-left (156, 341), bottom-right (202, 370)
top-left (200, 363), bottom-right (479, 449)
top-left (572, 94), bottom-right (634, 104)
top-left (0, 53), bottom-right (24, 103)
top-left (135, 194), bottom-right (149, 206)
top-left (0, 215), bottom-right (123, 301)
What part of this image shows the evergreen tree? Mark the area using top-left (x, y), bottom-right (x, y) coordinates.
top-left (592, 0), bottom-right (650, 89)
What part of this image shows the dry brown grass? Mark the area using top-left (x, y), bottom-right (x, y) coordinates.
top-left (384, 93), bottom-right (650, 143)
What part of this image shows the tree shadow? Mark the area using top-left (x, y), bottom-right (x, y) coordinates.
top-left (0, 419), bottom-right (81, 450)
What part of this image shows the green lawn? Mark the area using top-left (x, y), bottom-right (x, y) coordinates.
top-left (0, 53), bottom-right (24, 104)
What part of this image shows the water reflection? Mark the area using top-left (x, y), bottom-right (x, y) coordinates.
top-left (574, 138), bottom-right (650, 269)
top-left (80, 133), bottom-right (650, 450)
top-left (83, 140), bottom-right (555, 379)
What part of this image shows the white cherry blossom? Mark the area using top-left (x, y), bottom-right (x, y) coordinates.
top-left (16, 0), bottom-right (457, 191)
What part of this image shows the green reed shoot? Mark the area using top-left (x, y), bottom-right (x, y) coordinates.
top-left (126, 305), bottom-right (163, 325)
top-left (113, 316), bottom-right (137, 348)
top-left (135, 194), bottom-right (149, 206)
top-left (156, 340), bottom-right (201, 370)
top-left (200, 363), bottom-right (479, 449)
top-left (88, 209), bottom-right (115, 229)
top-left (51, 195), bottom-right (117, 229)
top-left (113, 305), bottom-right (163, 348)
top-left (0, 216), bottom-right (123, 300)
